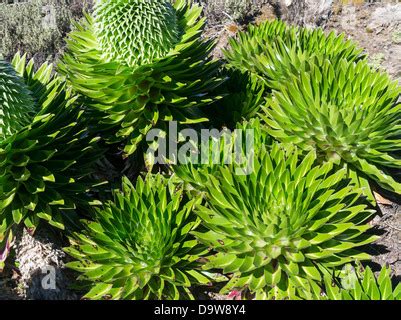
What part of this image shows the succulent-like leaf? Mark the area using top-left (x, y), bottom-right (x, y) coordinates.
top-left (65, 174), bottom-right (210, 300)
top-left (193, 142), bottom-right (378, 299)
top-left (59, 0), bottom-right (223, 155)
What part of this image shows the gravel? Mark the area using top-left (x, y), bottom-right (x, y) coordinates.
top-left (12, 227), bottom-right (77, 300)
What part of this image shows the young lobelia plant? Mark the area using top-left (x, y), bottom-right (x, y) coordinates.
top-left (59, 0), bottom-right (223, 156)
top-left (260, 56), bottom-right (401, 201)
top-left (193, 142), bottom-right (378, 299)
top-left (65, 174), bottom-right (212, 300)
top-left (0, 53), bottom-right (103, 236)
top-left (224, 20), bottom-right (365, 90)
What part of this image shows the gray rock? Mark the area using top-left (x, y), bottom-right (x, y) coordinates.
top-left (367, 4), bottom-right (401, 30)
top-left (279, 0), bottom-right (333, 27)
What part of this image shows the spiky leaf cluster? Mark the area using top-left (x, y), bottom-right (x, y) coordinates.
top-left (174, 118), bottom-right (270, 190)
top-left (0, 53), bottom-right (103, 233)
top-left (224, 20), bottom-right (365, 92)
top-left (324, 265), bottom-right (401, 300)
top-left (261, 56), bottom-right (401, 198)
top-left (95, 0), bottom-right (180, 67)
top-left (0, 60), bottom-right (35, 140)
top-left (65, 175), bottom-right (211, 300)
top-left (59, 0), bottom-right (223, 155)
top-left (193, 142), bottom-right (378, 299)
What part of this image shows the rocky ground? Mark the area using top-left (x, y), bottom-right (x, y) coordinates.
top-left (327, 2), bottom-right (401, 82)
top-left (1, 1), bottom-right (401, 300)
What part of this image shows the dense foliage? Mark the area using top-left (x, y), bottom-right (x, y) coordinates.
top-left (1, 0), bottom-right (400, 301)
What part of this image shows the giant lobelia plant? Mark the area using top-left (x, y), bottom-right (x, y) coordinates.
top-left (59, 0), bottom-right (223, 156)
top-left (65, 174), bottom-right (212, 300)
top-left (260, 56), bottom-right (401, 200)
top-left (193, 142), bottom-right (378, 299)
top-left (0, 53), bottom-right (103, 238)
